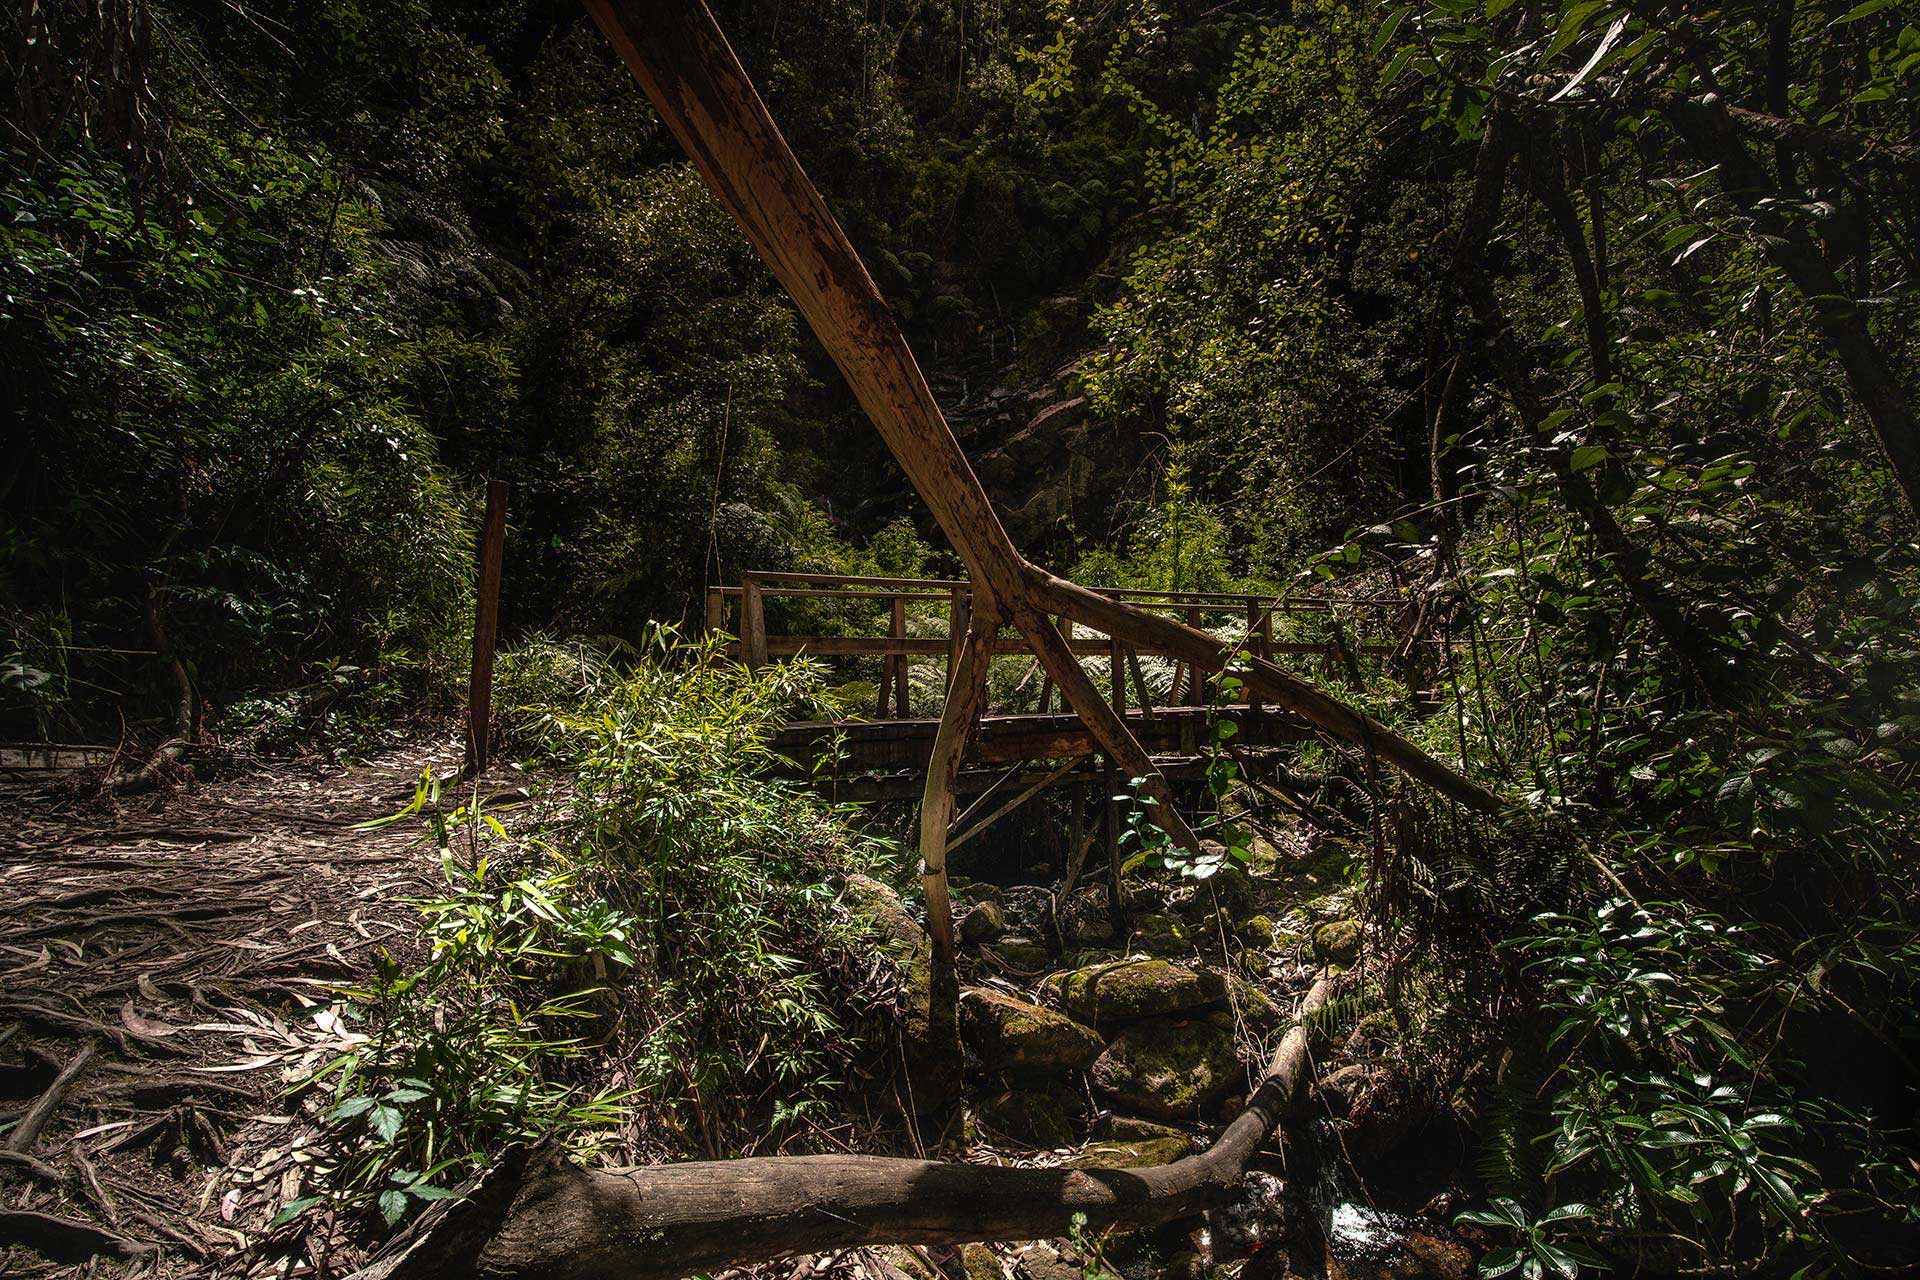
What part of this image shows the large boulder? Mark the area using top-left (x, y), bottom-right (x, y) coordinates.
top-left (843, 874), bottom-right (924, 955)
top-left (1090, 1013), bottom-right (1245, 1121)
top-left (1041, 958), bottom-right (1280, 1032)
top-left (960, 988), bottom-right (1104, 1076)
top-left (1129, 912), bottom-right (1194, 955)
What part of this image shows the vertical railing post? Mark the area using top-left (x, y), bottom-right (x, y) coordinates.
top-left (889, 592), bottom-right (908, 718)
top-left (705, 586), bottom-right (724, 639)
top-left (1184, 605), bottom-right (1205, 704)
top-left (1109, 632), bottom-right (1127, 717)
top-left (946, 586), bottom-right (969, 691)
top-left (742, 573), bottom-right (768, 671)
top-left (465, 478), bottom-right (508, 774)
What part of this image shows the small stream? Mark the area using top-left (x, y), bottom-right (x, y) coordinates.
top-left (1193, 1119), bottom-right (1470, 1279)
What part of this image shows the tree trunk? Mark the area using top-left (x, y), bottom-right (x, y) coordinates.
top-left (355, 976), bottom-right (1333, 1280)
top-left (579, 0), bottom-right (1505, 817)
top-left (1664, 94), bottom-right (1920, 521)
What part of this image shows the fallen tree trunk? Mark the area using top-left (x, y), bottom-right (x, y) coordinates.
top-left (355, 975), bottom-right (1333, 1280)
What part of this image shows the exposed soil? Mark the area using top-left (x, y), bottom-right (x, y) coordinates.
top-left (0, 736), bottom-right (501, 1277)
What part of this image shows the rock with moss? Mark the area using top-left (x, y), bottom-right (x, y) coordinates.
top-left (959, 899), bottom-right (1009, 945)
top-left (1095, 1113), bottom-right (1190, 1143)
top-left (1129, 912), bottom-right (1194, 956)
top-left (1090, 1013), bottom-right (1244, 1121)
top-left (976, 1087), bottom-right (1077, 1148)
top-left (1041, 958), bottom-right (1280, 1031)
top-left (991, 937), bottom-right (1052, 971)
top-left (842, 873), bottom-right (924, 955)
top-left (960, 987), bottom-right (1104, 1075)
top-left (960, 1243), bottom-right (1003, 1280)
top-left (1174, 864), bottom-right (1258, 922)
top-left (1237, 914), bottom-right (1277, 949)
top-left (1063, 1133), bottom-right (1195, 1169)
top-left (1310, 918), bottom-right (1363, 967)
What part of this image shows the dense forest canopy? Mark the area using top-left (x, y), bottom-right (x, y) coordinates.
top-left (3, 0), bottom-right (1919, 1277)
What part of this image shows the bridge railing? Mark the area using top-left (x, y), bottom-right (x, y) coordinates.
top-left (703, 571), bottom-right (1408, 720)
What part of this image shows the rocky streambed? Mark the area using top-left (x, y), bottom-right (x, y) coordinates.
top-left (840, 831), bottom-right (1482, 1280)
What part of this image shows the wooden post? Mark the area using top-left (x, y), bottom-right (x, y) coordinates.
top-left (705, 586), bottom-right (724, 639)
top-left (1035, 613), bottom-right (1054, 714)
top-left (946, 587), bottom-right (969, 691)
top-left (1108, 633), bottom-right (1127, 717)
top-left (1184, 606), bottom-right (1204, 704)
top-left (1103, 755), bottom-right (1125, 922)
top-left (742, 574), bottom-right (768, 671)
top-left (889, 593), bottom-right (908, 718)
top-left (465, 478), bottom-right (507, 773)
top-left (916, 614), bottom-right (997, 1084)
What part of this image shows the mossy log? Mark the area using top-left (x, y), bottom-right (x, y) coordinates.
top-left (352, 976), bottom-right (1332, 1280)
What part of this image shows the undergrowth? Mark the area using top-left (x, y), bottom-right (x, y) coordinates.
top-left (292, 629), bottom-right (897, 1227)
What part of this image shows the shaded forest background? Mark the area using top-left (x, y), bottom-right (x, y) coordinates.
top-left (6, 0), bottom-right (1920, 1275)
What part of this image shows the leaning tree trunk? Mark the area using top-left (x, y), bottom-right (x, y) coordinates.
top-left (1664, 95), bottom-right (1920, 521)
top-left (352, 977), bottom-right (1333, 1280)
top-left (578, 0), bottom-right (1505, 1064)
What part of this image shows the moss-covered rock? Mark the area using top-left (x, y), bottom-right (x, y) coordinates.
top-left (961, 1242), bottom-right (1003, 1280)
top-left (1129, 912), bottom-right (1194, 955)
top-left (992, 937), bottom-right (1052, 971)
top-left (1040, 958), bottom-right (1279, 1031)
top-left (976, 1087), bottom-right (1077, 1148)
top-left (843, 873), bottom-right (923, 955)
top-left (1175, 864), bottom-right (1258, 922)
top-left (1310, 918), bottom-right (1363, 967)
top-left (1090, 1014), bottom-right (1244, 1120)
top-left (960, 899), bottom-right (1009, 945)
top-left (1237, 914), bottom-right (1277, 948)
top-left (960, 987), bottom-right (1104, 1075)
top-left (1063, 1134), bottom-right (1195, 1169)
top-left (1094, 1113), bottom-right (1190, 1143)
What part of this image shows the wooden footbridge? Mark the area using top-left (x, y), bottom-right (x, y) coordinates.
top-left (705, 571), bottom-right (1411, 813)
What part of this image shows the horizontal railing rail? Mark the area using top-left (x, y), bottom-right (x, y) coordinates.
top-left (702, 572), bottom-right (1411, 721)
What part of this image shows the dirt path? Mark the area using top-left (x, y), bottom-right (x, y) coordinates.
top-left (0, 735), bottom-right (493, 1277)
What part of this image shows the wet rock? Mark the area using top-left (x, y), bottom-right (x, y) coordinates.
top-left (1090, 1013), bottom-right (1244, 1121)
top-left (960, 900), bottom-right (1009, 945)
top-left (960, 988), bottom-right (1104, 1075)
top-left (1041, 958), bottom-right (1280, 1032)
top-left (1327, 1203), bottom-right (1473, 1280)
top-left (1063, 1134), bottom-right (1195, 1169)
top-left (976, 1087), bottom-right (1077, 1148)
top-left (1210, 1171), bottom-right (1292, 1261)
top-left (843, 874), bottom-right (923, 954)
top-left (1311, 918), bottom-right (1363, 967)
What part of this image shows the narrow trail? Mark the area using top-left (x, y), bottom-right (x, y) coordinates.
top-left (0, 736), bottom-right (491, 1277)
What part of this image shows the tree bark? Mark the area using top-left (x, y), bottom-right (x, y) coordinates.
top-left (355, 976), bottom-right (1334, 1280)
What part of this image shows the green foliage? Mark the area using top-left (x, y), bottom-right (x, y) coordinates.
top-left (302, 632), bottom-right (896, 1224)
